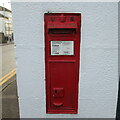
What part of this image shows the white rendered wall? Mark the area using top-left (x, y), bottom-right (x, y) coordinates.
top-left (11, 2), bottom-right (118, 118)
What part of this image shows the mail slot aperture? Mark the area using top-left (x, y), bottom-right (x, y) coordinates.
top-left (48, 28), bottom-right (76, 34)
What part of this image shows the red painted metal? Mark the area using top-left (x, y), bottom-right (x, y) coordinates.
top-left (44, 13), bottom-right (81, 114)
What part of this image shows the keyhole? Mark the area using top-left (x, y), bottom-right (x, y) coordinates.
top-left (70, 17), bottom-right (74, 21)
top-left (55, 90), bottom-right (57, 94)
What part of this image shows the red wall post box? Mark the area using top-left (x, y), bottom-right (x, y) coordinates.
top-left (44, 13), bottom-right (81, 114)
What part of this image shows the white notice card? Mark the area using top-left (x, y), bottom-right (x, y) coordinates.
top-left (51, 41), bottom-right (74, 55)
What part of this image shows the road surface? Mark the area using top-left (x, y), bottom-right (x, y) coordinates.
top-left (1, 44), bottom-right (16, 78)
top-left (0, 44), bottom-right (19, 118)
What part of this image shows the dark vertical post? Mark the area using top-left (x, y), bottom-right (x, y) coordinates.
top-left (116, 2), bottom-right (120, 120)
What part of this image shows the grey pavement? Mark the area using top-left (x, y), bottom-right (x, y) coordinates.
top-left (1, 44), bottom-right (16, 78)
top-left (2, 76), bottom-right (20, 119)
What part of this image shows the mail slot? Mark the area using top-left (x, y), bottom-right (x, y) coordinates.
top-left (48, 28), bottom-right (76, 34)
top-left (44, 13), bottom-right (81, 114)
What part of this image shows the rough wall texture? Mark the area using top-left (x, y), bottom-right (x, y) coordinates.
top-left (12, 2), bottom-right (118, 118)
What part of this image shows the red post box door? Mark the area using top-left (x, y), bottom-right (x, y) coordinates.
top-left (44, 13), bottom-right (81, 114)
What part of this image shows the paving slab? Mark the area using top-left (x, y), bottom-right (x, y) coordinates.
top-left (2, 79), bottom-right (19, 119)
